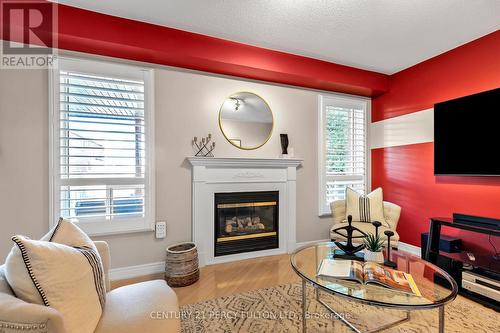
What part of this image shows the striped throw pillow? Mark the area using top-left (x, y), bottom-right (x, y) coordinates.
top-left (345, 187), bottom-right (387, 226)
top-left (5, 219), bottom-right (105, 333)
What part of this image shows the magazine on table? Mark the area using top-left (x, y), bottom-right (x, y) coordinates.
top-left (317, 259), bottom-right (422, 296)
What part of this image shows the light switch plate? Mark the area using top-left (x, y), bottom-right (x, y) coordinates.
top-left (155, 221), bottom-right (166, 239)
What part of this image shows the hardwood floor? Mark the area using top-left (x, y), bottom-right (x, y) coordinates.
top-left (111, 254), bottom-right (500, 332)
top-left (111, 254), bottom-right (300, 306)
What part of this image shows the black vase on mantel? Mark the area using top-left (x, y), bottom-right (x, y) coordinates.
top-left (280, 134), bottom-right (289, 155)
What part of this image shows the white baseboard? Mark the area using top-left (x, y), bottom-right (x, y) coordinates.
top-left (109, 261), bottom-right (164, 281)
top-left (398, 241), bottom-right (421, 257)
top-left (109, 240), bottom-right (328, 280)
top-left (109, 240), bottom-right (421, 281)
top-left (294, 239), bottom-right (330, 250)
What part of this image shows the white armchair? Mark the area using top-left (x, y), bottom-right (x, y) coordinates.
top-left (0, 241), bottom-right (180, 333)
top-left (330, 200), bottom-right (402, 248)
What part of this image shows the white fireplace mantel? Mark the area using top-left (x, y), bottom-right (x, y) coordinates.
top-left (187, 157), bottom-right (302, 266)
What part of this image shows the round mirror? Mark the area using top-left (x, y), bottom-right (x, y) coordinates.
top-left (219, 92), bottom-right (274, 150)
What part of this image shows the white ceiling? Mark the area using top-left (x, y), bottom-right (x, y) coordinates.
top-left (55, 0), bottom-right (500, 74)
top-left (220, 92), bottom-right (273, 123)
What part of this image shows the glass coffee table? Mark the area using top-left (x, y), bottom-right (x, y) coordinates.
top-left (291, 242), bottom-right (458, 333)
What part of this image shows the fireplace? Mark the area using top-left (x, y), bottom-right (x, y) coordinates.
top-left (214, 191), bottom-right (279, 256)
top-left (189, 157), bottom-right (301, 266)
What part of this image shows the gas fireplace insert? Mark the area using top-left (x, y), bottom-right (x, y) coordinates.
top-left (214, 191), bottom-right (279, 256)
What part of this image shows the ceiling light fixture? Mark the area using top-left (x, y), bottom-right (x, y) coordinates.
top-left (230, 97), bottom-right (241, 111)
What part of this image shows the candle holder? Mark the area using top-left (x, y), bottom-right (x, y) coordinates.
top-left (332, 215), bottom-right (367, 261)
top-left (192, 134), bottom-right (215, 157)
top-left (372, 221), bottom-right (382, 238)
top-left (384, 230), bottom-right (397, 268)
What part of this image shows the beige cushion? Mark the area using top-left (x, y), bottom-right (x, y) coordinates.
top-left (331, 222), bottom-right (400, 247)
top-left (40, 218), bottom-right (95, 247)
top-left (95, 280), bottom-right (180, 333)
top-left (4, 219), bottom-right (105, 333)
top-left (331, 200), bottom-right (401, 230)
top-left (345, 187), bottom-right (387, 226)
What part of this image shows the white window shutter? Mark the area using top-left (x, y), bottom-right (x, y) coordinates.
top-left (50, 58), bottom-right (155, 235)
top-left (318, 95), bottom-right (368, 216)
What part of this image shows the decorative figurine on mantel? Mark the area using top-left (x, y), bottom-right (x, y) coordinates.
top-left (280, 134), bottom-right (289, 155)
top-left (331, 215), bottom-right (367, 261)
top-left (280, 133), bottom-right (294, 158)
top-left (192, 134), bottom-right (215, 157)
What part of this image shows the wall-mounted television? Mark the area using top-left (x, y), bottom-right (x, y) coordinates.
top-left (434, 88), bottom-right (500, 176)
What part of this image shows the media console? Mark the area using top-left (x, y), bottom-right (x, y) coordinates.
top-left (452, 213), bottom-right (500, 230)
top-left (424, 216), bottom-right (500, 310)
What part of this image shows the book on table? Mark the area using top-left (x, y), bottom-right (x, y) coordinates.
top-left (317, 259), bottom-right (422, 296)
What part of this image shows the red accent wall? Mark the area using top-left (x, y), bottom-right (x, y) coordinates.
top-left (1, 0), bottom-right (388, 96)
top-left (372, 31), bottom-right (500, 253)
top-left (373, 30), bottom-right (500, 121)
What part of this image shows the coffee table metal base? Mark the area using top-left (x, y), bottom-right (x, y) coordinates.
top-left (301, 279), bottom-right (445, 333)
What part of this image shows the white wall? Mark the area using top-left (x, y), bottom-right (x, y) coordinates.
top-left (0, 59), bottom-right (336, 269)
top-left (370, 108), bottom-right (434, 149)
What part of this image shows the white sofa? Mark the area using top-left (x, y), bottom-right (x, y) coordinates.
top-left (330, 200), bottom-right (402, 248)
top-left (0, 241), bottom-right (180, 333)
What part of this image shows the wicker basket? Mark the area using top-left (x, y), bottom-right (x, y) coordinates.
top-left (165, 242), bottom-right (199, 287)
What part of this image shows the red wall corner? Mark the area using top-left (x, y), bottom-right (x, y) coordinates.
top-left (373, 30), bottom-right (500, 122)
top-left (372, 30), bottom-right (500, 254)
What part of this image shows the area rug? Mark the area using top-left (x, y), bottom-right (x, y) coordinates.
top-left (180, 283), bottom-right (498, 332)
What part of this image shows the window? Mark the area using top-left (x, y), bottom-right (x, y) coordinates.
top-left (318, 94), bottom-right (369, 216)
top-left (50, 57), bottom-right (154, 235)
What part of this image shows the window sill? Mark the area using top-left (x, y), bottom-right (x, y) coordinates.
top-left (58, 218), bottom-right (155, 237)
top-left (84, 226), bottom-right (155, 237)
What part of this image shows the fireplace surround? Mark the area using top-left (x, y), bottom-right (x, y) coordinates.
top-left (188, 157), bottom-right (302, 266)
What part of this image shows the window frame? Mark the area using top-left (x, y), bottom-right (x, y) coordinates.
top-left (49, 57), bottom-right (155, 236)
top-left (317, 93), bottom-right (371, 216)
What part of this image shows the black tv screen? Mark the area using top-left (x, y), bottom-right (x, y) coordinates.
top-left (434, 88), bottom-right (500, 176)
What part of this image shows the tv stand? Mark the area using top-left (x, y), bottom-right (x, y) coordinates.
top-left (452, 213), bottom-right (500, 230)
top-left (424, 217), bottom-right (500, 310)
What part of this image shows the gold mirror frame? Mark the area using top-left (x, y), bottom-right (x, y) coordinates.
top-left (218, 91), bottom-right (274, 150)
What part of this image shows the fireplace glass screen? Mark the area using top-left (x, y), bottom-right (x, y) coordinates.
top-left (214, 191), bottom-right (278, 256)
